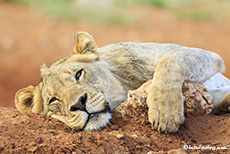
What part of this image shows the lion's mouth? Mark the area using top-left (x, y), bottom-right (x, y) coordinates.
top-left (74, 102), bottom-right (111, 131)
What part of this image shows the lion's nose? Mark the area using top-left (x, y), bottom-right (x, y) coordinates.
top-left (70, 93), bottom-right (87, 112)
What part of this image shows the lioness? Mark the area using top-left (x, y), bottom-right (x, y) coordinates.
top-left (15, 31), bottom-right (230, 133)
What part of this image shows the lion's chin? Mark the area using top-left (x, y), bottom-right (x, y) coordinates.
top-left (83, 112), bottom-right (112, 131)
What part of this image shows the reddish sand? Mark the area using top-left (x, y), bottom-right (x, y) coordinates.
top-left (1, 107), bottom-right (230, 153)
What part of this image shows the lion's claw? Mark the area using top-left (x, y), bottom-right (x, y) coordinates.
top-left (148, 100), bottom-right (184, 133)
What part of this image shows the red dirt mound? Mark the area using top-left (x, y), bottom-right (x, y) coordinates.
top-left (1, 107), bottom-right (230, 154)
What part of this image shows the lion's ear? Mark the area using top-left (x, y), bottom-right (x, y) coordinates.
top-left (15, 84), bottom-right (43, 114)
top-left (40, 63), bottom-right (50, 78)
top-left (73, 31), bottom-right (98, 55)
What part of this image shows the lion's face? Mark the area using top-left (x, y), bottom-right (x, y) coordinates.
top-left (41, 61), bottom-right (112, 131)
top-left (15, 31), bottom-right (126, 131)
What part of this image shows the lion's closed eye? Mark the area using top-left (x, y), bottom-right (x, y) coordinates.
top-left (48, 97), bottom-right (61, 113)
top-left (48, 103), bottom-right (61, 113)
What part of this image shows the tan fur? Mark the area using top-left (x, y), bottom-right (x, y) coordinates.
top-left (67, 54), bottom-right (99, 63)
top-left (15, 31), bottom-right (230, 132)
top-left (15, 82), bottom-right (44, 114)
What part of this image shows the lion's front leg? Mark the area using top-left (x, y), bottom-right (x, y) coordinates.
top-left (147, 50), bottom-right (225, 133)
top-left (147, 55), bottom-right (185, 133)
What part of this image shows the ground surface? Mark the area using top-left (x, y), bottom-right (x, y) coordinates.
top-left (1, 1), bottom-right (230, 154)
top-left (1, 107), bottom-right (230, 154)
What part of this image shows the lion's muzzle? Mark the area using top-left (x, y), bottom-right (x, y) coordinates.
top-left (78, 102), bottom-right (111, 131)
top-left (69, 92), bottom-right (112, 131)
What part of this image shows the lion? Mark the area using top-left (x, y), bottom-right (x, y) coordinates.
top-left (15, 31), bottom-right (230, 133)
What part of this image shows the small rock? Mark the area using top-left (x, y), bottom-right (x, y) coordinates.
top-left (167, 148), bottom-right (186, 154)
top-left (166, 138), bottom-right (172, 143)
top-left (132, 134), bottom-right (138, 138)
top-left (27, 146), bottom-right (38, 152)
top-left (116, 134), bottom-right (125, 139)
top-left (96, 140), bottom-right (102, 146)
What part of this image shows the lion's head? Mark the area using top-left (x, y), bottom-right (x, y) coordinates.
top-left (15, 31), bottom-right (126, 131)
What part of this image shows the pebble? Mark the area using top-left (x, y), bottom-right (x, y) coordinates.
top-left (146, 151), bottom-right (154, 154)
top-left (166, 138), bottom-right (172, 143)
top-left (132, 134), bottom-right (138, 138)
top-left (27, 146), bottom-right (38, 152)
top-left (167, 148), bottom-right (186, 154)
top-left (116, 134), bottom-right (124, 139)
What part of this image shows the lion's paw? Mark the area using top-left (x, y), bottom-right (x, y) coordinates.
top-left (147, 89), bottom-right (185, 133)
top-left (148, 105), bottom-right (184, 133)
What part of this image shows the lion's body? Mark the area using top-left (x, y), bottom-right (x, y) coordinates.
top-left (15, 32), bottom-right (230, 132)
top-left (96, 42), bottom-right (228, 108)
top-left (99, 43), bottom-right (174, 92)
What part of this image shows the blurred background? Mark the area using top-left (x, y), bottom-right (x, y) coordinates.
top-left (0, 0), bottom-right (230, 107)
